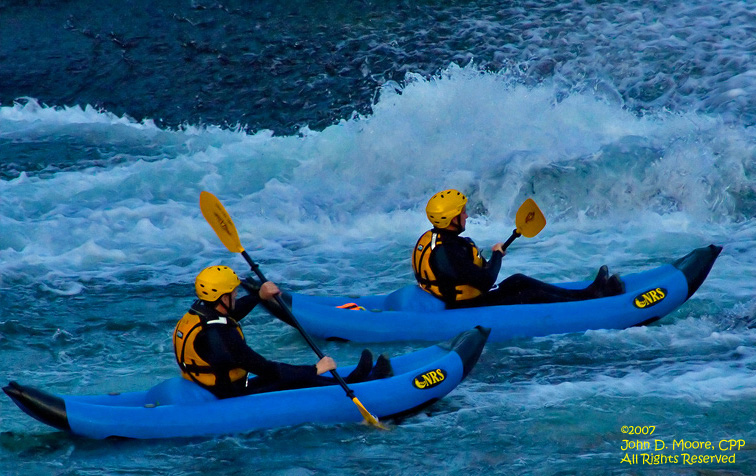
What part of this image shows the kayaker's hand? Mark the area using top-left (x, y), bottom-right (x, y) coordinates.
top-left (259, 281), bottom-right (281, 300)
top-left (315, 356), bottom-right (337, 375)
top-left (492, 242), bottom-right (506, 256)
top-left (240, 277), bottom-right (262, 294)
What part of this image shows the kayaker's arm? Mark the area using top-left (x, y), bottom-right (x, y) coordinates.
top-left (240, 278), bottom-right (294, 325)
top-left (233, 280), bottom-right (284, 323)
top-left (229, 293), bottom-right (262, 321)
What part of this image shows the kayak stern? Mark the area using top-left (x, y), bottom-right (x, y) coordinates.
top-left (3, 381), bottom-right (70, 432)
top-left (441, 325), bottom-right (491, 379)
top-left (672, 244), bottom-right (722, 299)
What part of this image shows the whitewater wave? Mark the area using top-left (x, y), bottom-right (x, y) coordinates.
top-left (1, 66), bottom-right (753, 292)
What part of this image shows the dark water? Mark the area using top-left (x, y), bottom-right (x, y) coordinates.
top-left (5, 0), bottom-right (755, 135)
top-left (2, 0), bottom-right (474, 134)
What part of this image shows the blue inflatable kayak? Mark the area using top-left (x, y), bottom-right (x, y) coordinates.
top-left (3, 327), bottom-right (489, 439)
top-left (283, 245), bottom-right (722, 343)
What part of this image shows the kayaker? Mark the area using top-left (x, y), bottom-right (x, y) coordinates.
top-left (174, 265), bottom-right (391, 399)
top-left (412, 189), bottom-right (624, 308)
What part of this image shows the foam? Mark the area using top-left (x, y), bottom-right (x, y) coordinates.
top-left (0, 67), bottom-right (753, 295)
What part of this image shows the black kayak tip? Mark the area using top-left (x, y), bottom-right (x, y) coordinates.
top-left (3, 381), bottom-right (71, 432)
top-left (672, 244), bottom-right (722, 299)
top-left (444, 326), bottom-right (491, 379)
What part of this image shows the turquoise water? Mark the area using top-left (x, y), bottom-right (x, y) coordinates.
top-left (2, 1), bottom-right (755, 474)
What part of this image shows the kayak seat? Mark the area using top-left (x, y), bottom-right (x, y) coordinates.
top-left (144, 377), bottom-right (218, 406)
top-left (383, 285), bottom-right (446, 312)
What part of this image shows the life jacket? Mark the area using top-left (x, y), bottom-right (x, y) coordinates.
top-left (412, 230), bottom-right (485, 301)
top-left (172, 302), bottom-right (247, 387)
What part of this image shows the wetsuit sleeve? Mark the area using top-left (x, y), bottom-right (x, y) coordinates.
top-left (431, 239), bottom-right (503, 293)
top-left (199, 324), bottom-right (318, 383)
top-left (228, 293), bottom-right (262, 322)
top-left (240, 278), bottom-right (295, 326)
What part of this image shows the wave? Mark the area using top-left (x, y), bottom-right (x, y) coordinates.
top-left (1, 66), bottom-right (754, 291)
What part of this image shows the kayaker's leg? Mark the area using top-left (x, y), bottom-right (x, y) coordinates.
top-left (488, 274), bottom-right (593, 304)
top-left (243, 349), bottom-right (375, 395)
top-left (607, 274), bottom-right (625, 294)
top-left (473, 268), bottom-right (623, 306)
top-left (367, 354), bottom-right (394, 380)
top-left (344, 349), bottom-right (374, 383)
top-left (582, 267), bottom-right (624, 296)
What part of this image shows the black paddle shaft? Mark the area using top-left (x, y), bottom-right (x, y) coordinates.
top-left (240, 250), bottom-right (357, 398)
top-left (501, 228), bottom-right (521, 252)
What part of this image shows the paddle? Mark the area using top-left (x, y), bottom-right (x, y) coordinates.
top-left (501, 198), bottom-right (546, 251)
top-left (199, 191), bottom-right (386, 429)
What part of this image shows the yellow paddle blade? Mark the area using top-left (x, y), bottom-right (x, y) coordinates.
top-left (352, 397), bottom-right (389, 430)
top-left (199, 191), bottom-right (245, 253)
top-left (515, 198), bottom-right (546, 238)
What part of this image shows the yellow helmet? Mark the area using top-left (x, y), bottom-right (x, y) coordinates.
top-left (195, 265), bottom-right (241, 302)
top-left (426, 189), bottom-right (467, 228)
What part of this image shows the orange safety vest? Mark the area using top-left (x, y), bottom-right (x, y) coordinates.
top-left (173, 305), bottom-right (247, 387)
top-left (411, 230), bottom-right (485, 301)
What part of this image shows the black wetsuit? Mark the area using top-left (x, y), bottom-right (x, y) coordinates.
top-left (429, 229), bottom-right (600, 308)
top-left (187, 296), bottom-right (340, 399)
top-left (427, 229), bottom-right (503, 302)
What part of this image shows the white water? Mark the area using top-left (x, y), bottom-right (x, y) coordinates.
top-left (2, 66), bottom-right (755, 474)
top-left (2, 66), bottom-right (752, 296)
